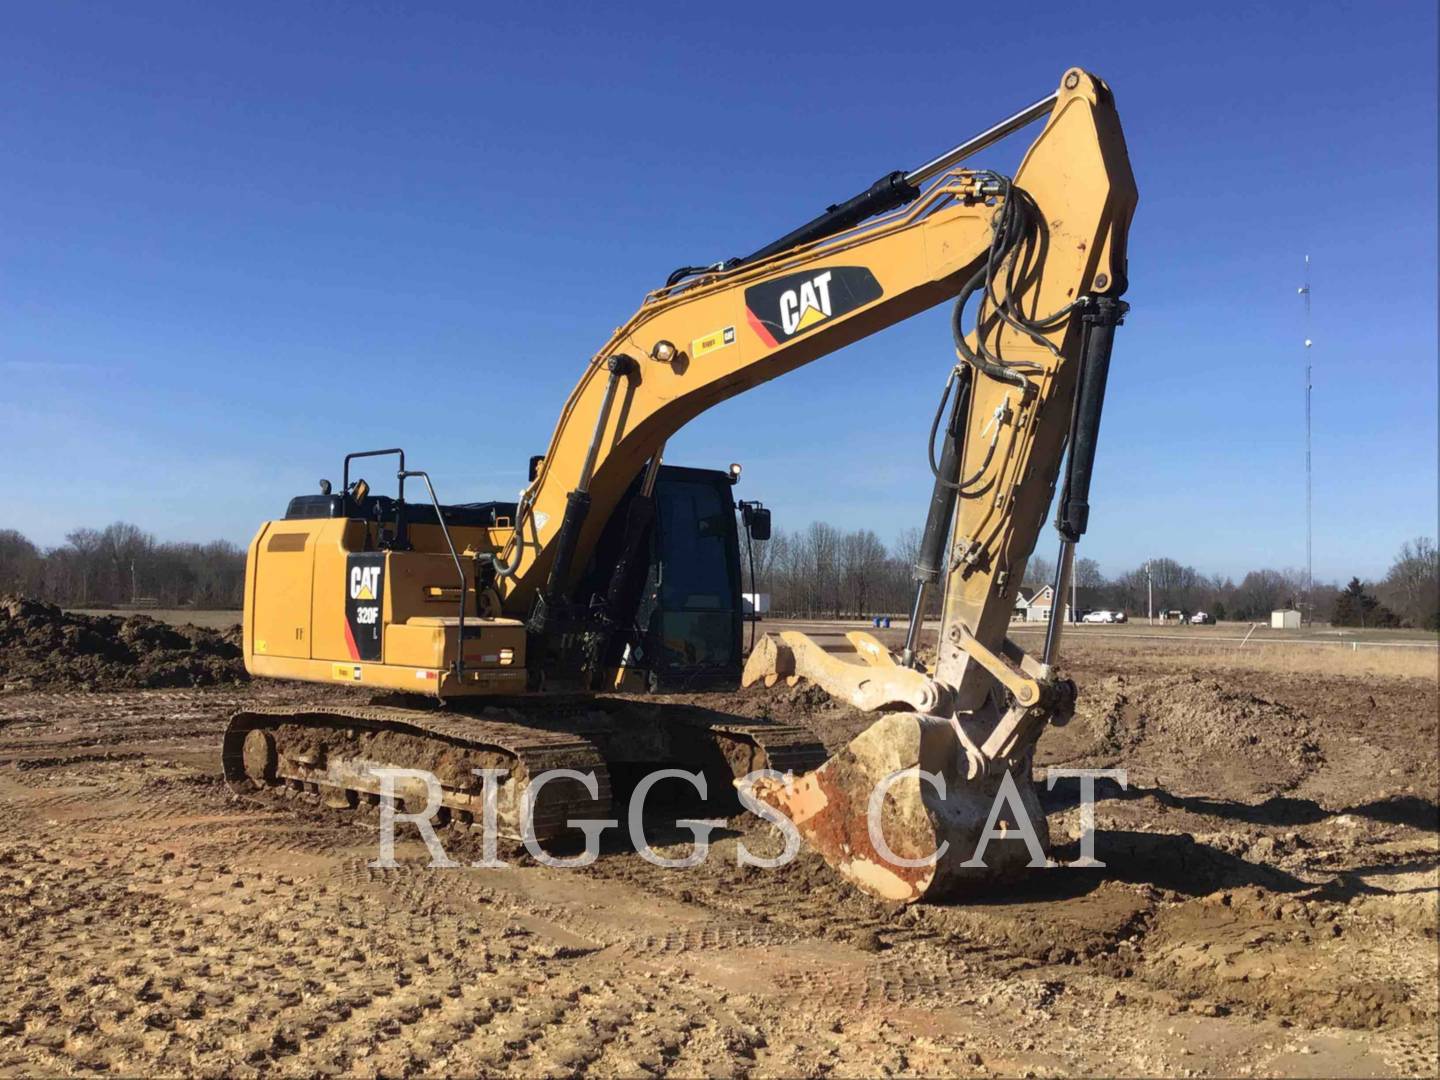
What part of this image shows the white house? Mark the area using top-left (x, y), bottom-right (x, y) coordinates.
top-left (1271, 608), bottom-right (1301, 629)
top-left (1025, 584), bottom-right (1070, 623)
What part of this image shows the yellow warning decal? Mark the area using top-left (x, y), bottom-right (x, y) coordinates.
top-left (255, 639), bottom-right (268, 654)
top-left (332, 663), bottom-right (362, 682)
top-left (690, 326), bottom-right (736, 359)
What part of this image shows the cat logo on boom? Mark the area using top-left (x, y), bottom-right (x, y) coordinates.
top-left (744, 265), bottom-right (883, 348)
top-left (781, 270), bottom-right (833, 335)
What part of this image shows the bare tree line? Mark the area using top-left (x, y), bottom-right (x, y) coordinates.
top-left (741, 523), bottom-right (920, 619)
top-left (3, 518), bottom-right (1434, 629)
top-left (1021, 555), bottom-right (1321, 624)
top-left (743, 527), bottom-right (1439, 629)
top-left (0, 524), bottom-right (245, 608)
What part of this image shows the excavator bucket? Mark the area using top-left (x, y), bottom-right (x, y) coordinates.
top-left (743, 631), bottom-right (1050, 904)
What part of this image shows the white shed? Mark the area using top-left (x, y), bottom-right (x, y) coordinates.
top-left (1271, 609), bottom-right (1301, 629)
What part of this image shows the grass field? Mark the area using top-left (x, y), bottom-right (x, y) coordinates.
top-left (1033, 619), bottom-right (1440, 644)
top-left (1011, 622), bottom-right (1440, 680)
top-left (1051, 634), bottom-right (1439, 680)
top-left (69, 608), bottom-right (1440, 679)
top-left (68, 607), bottom-right (240, 630)
top-left (769, 616), bottom-right (1440, 680)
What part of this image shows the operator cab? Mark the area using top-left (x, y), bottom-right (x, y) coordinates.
top-left (577, 465), bottom-right (757, 690)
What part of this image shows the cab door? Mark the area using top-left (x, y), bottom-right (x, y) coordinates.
top-left (644, 469), bottom-right (742, 685)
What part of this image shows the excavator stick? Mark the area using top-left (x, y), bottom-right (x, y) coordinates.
top-left (738, 70), bottom-right (1134, 902)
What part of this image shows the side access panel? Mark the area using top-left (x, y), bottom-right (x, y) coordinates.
top-left (249, 523), bottom-right (317, 660)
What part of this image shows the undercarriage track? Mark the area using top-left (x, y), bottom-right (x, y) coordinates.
top-left (222, 701), bottom-right (827, 845)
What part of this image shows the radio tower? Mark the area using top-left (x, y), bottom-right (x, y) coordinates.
top-left (1298, 256), bottom-right (1313, 616)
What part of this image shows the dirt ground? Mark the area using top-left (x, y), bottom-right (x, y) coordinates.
top-left (0, 635), bottom-right (1436, 1076)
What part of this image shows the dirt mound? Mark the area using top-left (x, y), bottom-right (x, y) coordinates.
top-left (1054, 673), bottom-right (1323, 798)
top-left (0, 596), bottom-right (246, 690)
top-left (1141, 885), bottom-right (1431, 1030)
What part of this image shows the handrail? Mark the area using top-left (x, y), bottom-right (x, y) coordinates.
top-left (398, 469), bottom-right (468, 681)
top-left (343, 448), bottom-right (405, 497)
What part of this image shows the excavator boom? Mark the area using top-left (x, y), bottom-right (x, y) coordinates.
top-left (494, 70), bottom-right (1134, 630)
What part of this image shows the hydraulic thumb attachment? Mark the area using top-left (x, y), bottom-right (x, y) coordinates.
top-left (742, 630), bottom-right (941, 713)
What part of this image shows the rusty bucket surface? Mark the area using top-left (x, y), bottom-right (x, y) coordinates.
top-left (752, 723), bottom-right (1052, 903)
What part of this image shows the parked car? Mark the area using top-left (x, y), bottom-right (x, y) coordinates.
top-left (1082, 610), bottom-right (1119, 624)
top-left (1189, 611), bottom-right (1213, 625)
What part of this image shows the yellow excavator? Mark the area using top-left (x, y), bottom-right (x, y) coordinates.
top-left (225, 68), bottom-right (1137, 903)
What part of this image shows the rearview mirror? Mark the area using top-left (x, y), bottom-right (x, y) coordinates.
top-left (744, 505), bottom-right (771, 541)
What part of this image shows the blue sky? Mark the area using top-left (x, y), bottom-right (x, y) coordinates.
top-left (3, 1), bottom-right (1436, 582)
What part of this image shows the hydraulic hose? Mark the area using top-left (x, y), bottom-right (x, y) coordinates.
top-left (951, 267), bottom-right (1030, 391)
top-left (916, 366), bottom-right (971, 584)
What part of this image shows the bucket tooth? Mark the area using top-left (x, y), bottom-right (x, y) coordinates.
top-left (749, 712), bottom-right (1050, 904)
top-left (742, 632), bottom-right (792, 689)
top-left (742, 631), bottom-right (941, 713)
